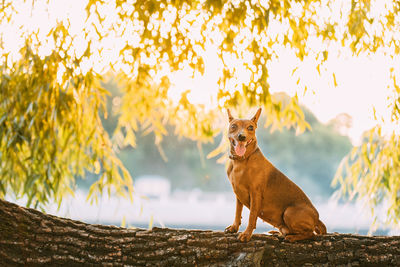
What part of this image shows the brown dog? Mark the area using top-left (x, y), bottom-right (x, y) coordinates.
top-left (224, 108), bottom-right (327, 242)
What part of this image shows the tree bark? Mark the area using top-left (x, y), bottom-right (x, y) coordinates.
top-left (0, 199), bottom-right (399, 266)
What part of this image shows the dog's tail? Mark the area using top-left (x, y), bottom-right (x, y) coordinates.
top-left (315, 219), bottom-right (327, 235)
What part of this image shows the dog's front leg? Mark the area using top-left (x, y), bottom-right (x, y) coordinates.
top-left (238, 192), bottom-right (261, 242)
top-left (225, 198), bottom-right (243, 233)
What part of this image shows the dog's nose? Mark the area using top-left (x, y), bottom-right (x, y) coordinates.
top-left (238, 134), bottom-right (246, 141)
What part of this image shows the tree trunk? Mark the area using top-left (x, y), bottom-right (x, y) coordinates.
top-left (0, 199), bottom-right (399, 266)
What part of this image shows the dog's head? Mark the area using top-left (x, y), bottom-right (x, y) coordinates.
top-left (227, 108), bottom-right (262, 158)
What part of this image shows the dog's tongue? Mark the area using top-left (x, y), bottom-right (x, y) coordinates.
top-left (235, 142), bottom-right (246, 157)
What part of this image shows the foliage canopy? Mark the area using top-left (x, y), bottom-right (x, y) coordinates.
top-left (0, 0), bottom-right (400, 227)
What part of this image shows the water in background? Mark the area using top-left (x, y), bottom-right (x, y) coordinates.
top-left (9, 182), bottom-right (397, 236)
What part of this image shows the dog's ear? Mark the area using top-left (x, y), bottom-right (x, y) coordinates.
top-left (227, 109), bottom-right (234, 122)
top-left (251, 108), bottom-right (262, 125)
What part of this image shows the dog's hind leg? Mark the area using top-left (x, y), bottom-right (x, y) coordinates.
top-left (315, 219), bottom-right (327, 235)
top-left (284, 230), bottom-right (314, 242)
top-left (268, 224), bottom-right (290, 237)
top-left (282, 206), bottom-right (317, 242)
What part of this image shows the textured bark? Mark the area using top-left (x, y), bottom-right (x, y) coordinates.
top-left (0, 199), bottom-right (399, 266)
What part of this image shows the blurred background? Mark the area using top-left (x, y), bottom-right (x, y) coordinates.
top-left (3, 0), bottom-right (400, 237)
top-left (9, 79), bottom-right (395, 235)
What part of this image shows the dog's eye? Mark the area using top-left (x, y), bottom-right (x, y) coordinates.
top-left (247, 125), bottom-right (254, 131)
top-left (230, 124), bottom-right (237, 130)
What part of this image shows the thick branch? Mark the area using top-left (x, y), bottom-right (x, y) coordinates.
top-left (0, 199), bottom-right (399, 266)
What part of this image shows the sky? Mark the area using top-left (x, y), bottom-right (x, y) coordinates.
top-left (268, 51), bottom-right (394, 144)
top-left (170, 46), bottom-right (396, 144)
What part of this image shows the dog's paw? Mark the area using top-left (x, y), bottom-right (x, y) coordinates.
top-left (284, 234), bottom-right (297, 242)
top-left (224, 224), bottom-right (239, 233)
top-left (238, 231), bottom-right (252, 242)
top-left (267, 230), bottom-right (281, 236)
top-left (284, 232), bottom-right (314, 242)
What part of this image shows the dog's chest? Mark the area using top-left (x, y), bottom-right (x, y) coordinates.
top-left (228, 163), bottom-right (251, 206)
